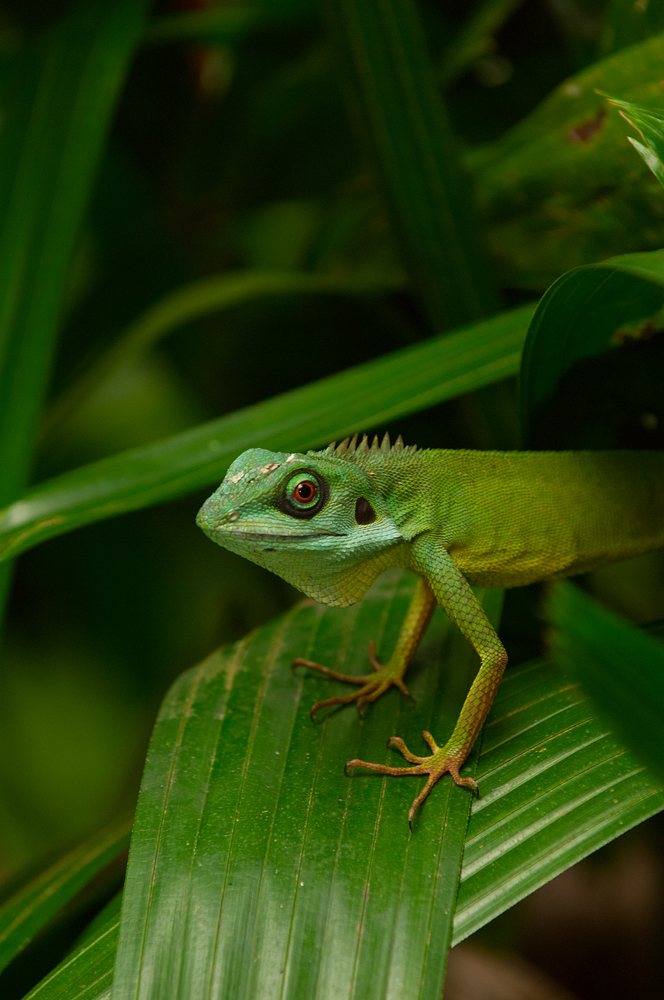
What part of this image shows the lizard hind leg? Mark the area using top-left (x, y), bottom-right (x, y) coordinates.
top-left (292, 576), bottom-right (436, 720)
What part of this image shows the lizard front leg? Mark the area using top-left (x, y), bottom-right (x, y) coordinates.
top-left (346, 536), bottom-right (507, 825)
top-left (293, 575), bottom-right (437, 717)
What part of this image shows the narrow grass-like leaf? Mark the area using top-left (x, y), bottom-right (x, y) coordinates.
top-left (43, 269), bottom-right (404, 442)
top-left (0, 0), bottom-right (151, 622)
top-left (112, 572), bottom-right (501, 1000)
top-left (519, 247), bottom-right (664, 440)
top-left (0, 0), bottom-right (152, 511)
top-left (326, 0), bottom-right (497, 328)
top-left (453, 655), bottom-right (664, 941)
top-left (22, 894), bottom-right (121, 1000)
top-left (602, 94), bottom-right (664, 187)
top-left (144, 1), bottom-right (313, 45)
top-left (548, 579), bottom-right (664, 783)
top-left (439, 0), bottom-right (523, 86)
top-left (0, 816), bottom-right (130, 974)
top-left (0, 302), bottom-right (534, 563)
top-left (145, 7), bottom-right (258, 45)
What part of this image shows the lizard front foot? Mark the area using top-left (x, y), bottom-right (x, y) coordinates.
top-left (345, 730), bottom-right (478, 826)
top-left (292, 640), bottom-right (411, 719)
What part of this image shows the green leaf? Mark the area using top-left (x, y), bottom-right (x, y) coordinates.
top-left (547, 579), bottom-right (664, 784)
top-left (145, 8), bottom-right (259, 45)
top-left (325, 0), bottom-right (497, 328)
top-left (454, 653), bottom-right (664, 941)
top-left (519, 247), bottom-right (664, 441)
top-left (601, 0), bottom-right (664, 56)
top-left (438, 0), bottom-right (523, 87)
top-left (602, 93), bottom-right (664, 188)
top-left (0, 0), bottom-right (152, 621)
top-left (0, 815), bottom-right (130, 974)
top-left (43, 269), bottom-right (404, 443)
top-left (0, 302), bottom-right (534, 563)
top-left (144, 1), bottom-right (316, 44)
top-left (0, 0), bottom-right (152, 511)
top-left (473, 33), bottom-right (664, 287)
top-left (105, 573), bottom-right (664, 998)
top-left (22, 893), bottom-right (121, 1000)
top-left (112, 571), bottom-right (501, 1000)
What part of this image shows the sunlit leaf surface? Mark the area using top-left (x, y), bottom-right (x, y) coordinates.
top-left (454, 655), bottom-right (664, 941)
top-left (109, 572), bottom-right (664, 999)
top-left (548, 579), bottom-right (664, 784)
top-left (112, 572), bottom-right (500, 1000)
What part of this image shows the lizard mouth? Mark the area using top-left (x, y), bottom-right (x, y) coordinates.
top-left (224, 530), bottom-right (346, 541)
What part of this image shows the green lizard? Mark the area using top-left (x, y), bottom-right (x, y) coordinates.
top-left (197, 433), bottom-right (664, 823)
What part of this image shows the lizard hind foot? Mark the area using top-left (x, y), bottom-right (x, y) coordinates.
top-left (346, 730), bottom-right (478, 824)
top-left (292, 643), bottom-right (412, 720)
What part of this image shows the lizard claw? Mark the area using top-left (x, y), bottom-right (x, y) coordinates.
top-left (346, 731), bottom-right (478, 824)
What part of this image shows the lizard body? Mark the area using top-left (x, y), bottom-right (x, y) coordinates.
top-left (197, 434), bottom-right (664, 822)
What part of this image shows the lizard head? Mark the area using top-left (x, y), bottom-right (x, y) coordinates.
top-left (196, 447), bottom-right (406, 606)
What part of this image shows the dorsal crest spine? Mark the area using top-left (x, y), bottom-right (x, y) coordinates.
top-left (316, 432), bottom-right (417, 459)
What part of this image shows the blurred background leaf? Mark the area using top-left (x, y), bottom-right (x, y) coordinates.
top-left (0, 816), bottom-right (130, 975)
top-left (519, 248), bottom-right (664, 446)
top-left (471, 32), bottom-right (664, 288)
top-left (0, 0), bottom-right (152, 620)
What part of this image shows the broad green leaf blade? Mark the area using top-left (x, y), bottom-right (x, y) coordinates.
top-left (0, 302), bottom-right (534, 563)
top-left (0, 816), bottom-right (130, 974)
top-left (326, 0), bottom-right (497, 329)
top-left (453, 656), bottom-right (664, 942)
top-left (519, 247), bottom-right (664, 441)
top-left (43, 269), bottom-right (404, 442)
top-left (22, 893), bottom-right (121, 1000)
top-left (112, 572), bottom-right (501, 1000)
top-left (548, 579), bottom-right (664, 783)
top-left (472, 32), bottom-right (664, 286)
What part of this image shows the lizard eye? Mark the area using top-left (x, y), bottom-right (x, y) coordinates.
top-left (276, 469), bottom-right (329, 520)
top-left (292, 479), bottom-right (317, 505)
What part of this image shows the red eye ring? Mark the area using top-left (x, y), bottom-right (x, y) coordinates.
top-left (293, 479), bottom-right (317, 504)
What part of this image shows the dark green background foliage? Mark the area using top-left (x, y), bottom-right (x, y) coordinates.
top-left (2, 1), bottom-right (664, 998)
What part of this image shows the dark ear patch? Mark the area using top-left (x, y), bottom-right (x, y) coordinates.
top-left (355, 497), bottom-right (376, 525)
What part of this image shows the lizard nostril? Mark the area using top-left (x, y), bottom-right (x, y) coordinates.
top-left (229, 512), bottom-right (238, 521)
